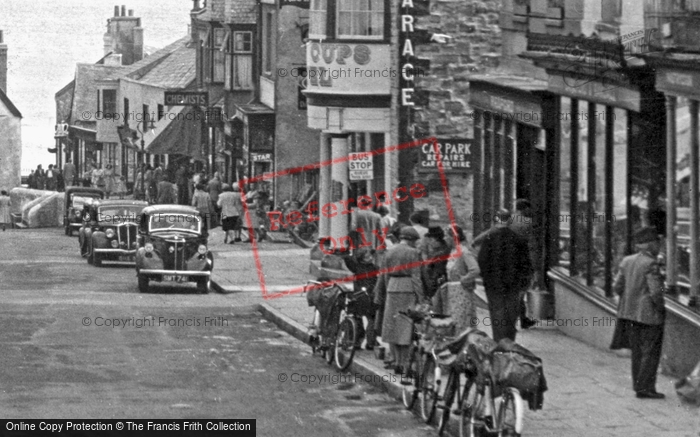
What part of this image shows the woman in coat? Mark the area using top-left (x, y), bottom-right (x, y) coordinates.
top-left (192, 183), bottom-right (212, 232)
top-left (433, 225), bottom-right (480, 333)
top-left (374, 226), bottom-right (426, 373)
top-left (103, 164), bottom-right (115, 198)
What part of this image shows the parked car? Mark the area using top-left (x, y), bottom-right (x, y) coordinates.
top-left (79, 199), bottom-right (149, 266)
top-left (135, 205), bottom-right (214, 294)
top-left (64, 187), bottom-right (104, 236)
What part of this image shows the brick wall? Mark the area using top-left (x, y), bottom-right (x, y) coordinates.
top-left (411, 0), bottom-right (502, 235)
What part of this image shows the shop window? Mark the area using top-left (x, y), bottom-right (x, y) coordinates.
top-left (337, 0), bottom-right (384, 39)
top-left (558, 97), bottom-right (572, 269)
top-left (310, 0), bottom-right (327, 39)
top-left (674, 98), bottom-right (694, 290)
top-left (201, 28), bottom-right (211, 83)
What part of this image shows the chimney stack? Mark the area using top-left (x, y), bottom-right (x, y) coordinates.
top-left (0, 30), bottom-right (8, 93)
top-left (103, 7), bottom-right (144, 65)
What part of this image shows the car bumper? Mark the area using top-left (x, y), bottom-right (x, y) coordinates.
top-left (139, 269), bottom-right (211, 277)
top-left (93, 249), bottom-right (137, 256)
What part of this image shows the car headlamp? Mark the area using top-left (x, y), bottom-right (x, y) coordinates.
top-left (111, 240), bottom-right (118, 248)
top-left (105, 229), bottom-right (115, 238)
top-left (198, 244), bottom-right (207, 255)
top-left (145, 243), bottom-right (154, 253)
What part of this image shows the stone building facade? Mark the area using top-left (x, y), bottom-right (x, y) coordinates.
top-left (0, 30), bottom-right (22, 191)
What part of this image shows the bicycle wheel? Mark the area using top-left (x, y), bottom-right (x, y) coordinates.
top-left (420, 354), bottom-right (439, 423)
top-left (402, 344), bottom-right (421, 409)
top-left (334, 317), bottom-right (357, 371)
top-left (496, 388), bottom-right (524, 437)
top-left (459, 381), bottom-right (481, 437)
top-left (437, 369), bottom-right (459, 435)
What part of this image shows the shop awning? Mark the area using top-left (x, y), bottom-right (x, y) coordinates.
top-left (145, 106), bottom-right (203, 159)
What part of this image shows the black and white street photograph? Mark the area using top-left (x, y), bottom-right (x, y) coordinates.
top-left (1, 0), bottom-right (700, 436)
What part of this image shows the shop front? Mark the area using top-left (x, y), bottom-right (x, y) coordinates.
top-left (521, 33), bottom-right (700, 377)
top-left (468, 75), bottom-right (557, 290)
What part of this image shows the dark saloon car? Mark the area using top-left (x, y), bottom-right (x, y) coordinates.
top-left (135, 205), bottom-right (214, 294)
top-left (64, 187), bottom-right (104, 236)
top-left (79, 199), bottom-right (149, 266)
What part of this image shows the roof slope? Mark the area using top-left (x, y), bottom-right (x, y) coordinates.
top-left (230, 0), bottom-right (257, 24)
top-left (71, 63), bottom-right (123, 125)
top-left (137, 42), bottom-right (196, 89)
top-left (0, 88), bottom-right (22, 118)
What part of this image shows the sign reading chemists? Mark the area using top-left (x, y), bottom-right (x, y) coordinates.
top-left (419, 139), bottom-right (474, 173)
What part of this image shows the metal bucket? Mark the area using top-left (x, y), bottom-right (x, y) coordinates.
top-left (527, 289), bottom-right (553, 320)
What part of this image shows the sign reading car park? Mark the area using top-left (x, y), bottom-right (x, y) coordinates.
top-left (164, 91), bottom-right (208, 106)
top-left (419, 138), bottom-right (474, 173)
top-left (348, 152), bottom-right (374, 181)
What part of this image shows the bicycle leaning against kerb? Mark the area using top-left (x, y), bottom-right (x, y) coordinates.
top-left (304, 280), bottom-right (369, 371)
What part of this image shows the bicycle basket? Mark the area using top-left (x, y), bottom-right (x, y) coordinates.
top-left (492, 351), bottom-right (542, 394)
top-left (424, 316), bottom-right (457, 341)
top-left (465, 330), bottom-right (498, 378)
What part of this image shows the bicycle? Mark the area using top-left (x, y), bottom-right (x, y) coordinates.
top-left (398, 308), bottom-right (453, 423)
top-left (304, 280), bottom-right (369, 371)
top-left (459, 360), bottom-right (524, 437)
top-left (304, 280), bottom-right (338, 365)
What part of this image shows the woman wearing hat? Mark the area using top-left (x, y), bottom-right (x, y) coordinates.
top-left (374, 225), bottom-right (427, 373)
top-left (433, 225), bottom-right (480, 333)
top-left (218, 184), bottom-right (242, 244)
top-left (422, 225), bottom-right (452, 299)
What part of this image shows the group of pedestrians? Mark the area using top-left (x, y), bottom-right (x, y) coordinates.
top-left (28, 164), bottom-right (64, 191)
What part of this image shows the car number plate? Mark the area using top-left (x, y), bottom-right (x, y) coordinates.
top-left (163, 274), bottom-right (188, 282)
top-left (118, 256), bottom-right (134, 262)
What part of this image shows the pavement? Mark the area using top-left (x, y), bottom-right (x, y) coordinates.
top-left (206, 228), bottom-right (700, 437)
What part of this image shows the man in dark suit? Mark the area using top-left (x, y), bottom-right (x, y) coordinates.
top-left (476, 209), bottom-right (532, 342)
top-left (611, 227), bottom-right (666, 399)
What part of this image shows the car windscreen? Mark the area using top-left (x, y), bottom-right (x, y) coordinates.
top-left (71, 195), bottom-right (100, 208)
top-left (149, 213), bottom-right (201, 233)
top-left (97, 206), bottom-right (142, 223)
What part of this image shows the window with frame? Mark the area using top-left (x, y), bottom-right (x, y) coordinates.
top-left (337, 0), bottom-right (384, 39)
top-left (212, 28), bottom-right (226, 83)
top-left (263, 12), bottom-right (274, 74)
top-left (103, 90), bottom-right (116, 119)
top-left (309, 0), bottom-right (327, 39)
top-left (200, 28), bottom-right (211, 83)
top-left (232, 32), bottom-right (253, 90)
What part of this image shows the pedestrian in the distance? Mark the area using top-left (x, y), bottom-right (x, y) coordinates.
top-left (63, 159), bottom-right (76, 188)
top-left (192, 183), bottom-right (212, 232)
top-left (45, 165), bottom-right (56, 191)
top-left (422, 225), bottom-right (451, 299)
top-left (103, 164), bottom-right (115, 198)
top-left (35, 165), bottom-right (45, 190)
top-left (610, 227), bottom-right (666, 399)
top-left (373, 226), bottom-right (427, 374)
top-left (208, 172), bottom-right (223, 228)
top-left (476, 208), bottom-right (532, 342)
top-left (176, 164), bottom-right (190, 205)
top-left (156, 175), bottom-right (177, 205)
top-left (27, 170), bottom-right (35, 189)
top-left (0, 190), bottom-right (11, 231)
top-left (218, 184), bottom-right (242, 244)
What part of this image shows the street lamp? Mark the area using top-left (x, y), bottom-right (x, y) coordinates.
top-left (135, 118), bottom-right (156, 201)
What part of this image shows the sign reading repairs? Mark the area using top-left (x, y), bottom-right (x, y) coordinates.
top-left (419, 138), bottom-right (474, 172)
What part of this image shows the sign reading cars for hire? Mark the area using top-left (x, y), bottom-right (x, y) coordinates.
top-left (419, 138), bottom-right (474, 173)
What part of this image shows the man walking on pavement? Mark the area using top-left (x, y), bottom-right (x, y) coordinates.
top-left (63, 159), bottom-right (75, 188)
top-left (610, 227), bottom-right (666, 399)
top-left (476, 208), bottom-right (531, 342)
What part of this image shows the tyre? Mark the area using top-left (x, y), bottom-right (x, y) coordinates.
top-left (334, 317), bottom-right (357, 371)
top-left (497, 388), bottom-right (523, 437)
top-left (137, 274), bottom-right (149, 293)
top-left (459, 381), bottom-right (481, 437)
top-left (420, 355), bottom-right (439, 423)
top-left (402, 345), bottom-right (421, 410)
top-left (438, 370), bottom-right (459, 435)
top-left (93, 252), bottom-right (102, 267)
top-left (197, 277), bottom-right (210, 294)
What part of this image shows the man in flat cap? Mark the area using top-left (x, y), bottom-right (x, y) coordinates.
top-left (477, 208), bottom-right (532, 342)
top-left (611, 226), bottom-right (666, 399)
top-left (374, 225), bottom-right (427, 374)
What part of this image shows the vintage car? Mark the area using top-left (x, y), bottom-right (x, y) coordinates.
top-left (79, 199), bottom-right (149, 266)
top-left (135, 205), bottom-right (214, 294)
top-left (64, 187), bottom-right (104, 236)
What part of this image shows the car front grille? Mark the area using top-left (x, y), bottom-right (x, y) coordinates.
top-left (117, 223), bottom-right (138, 249)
